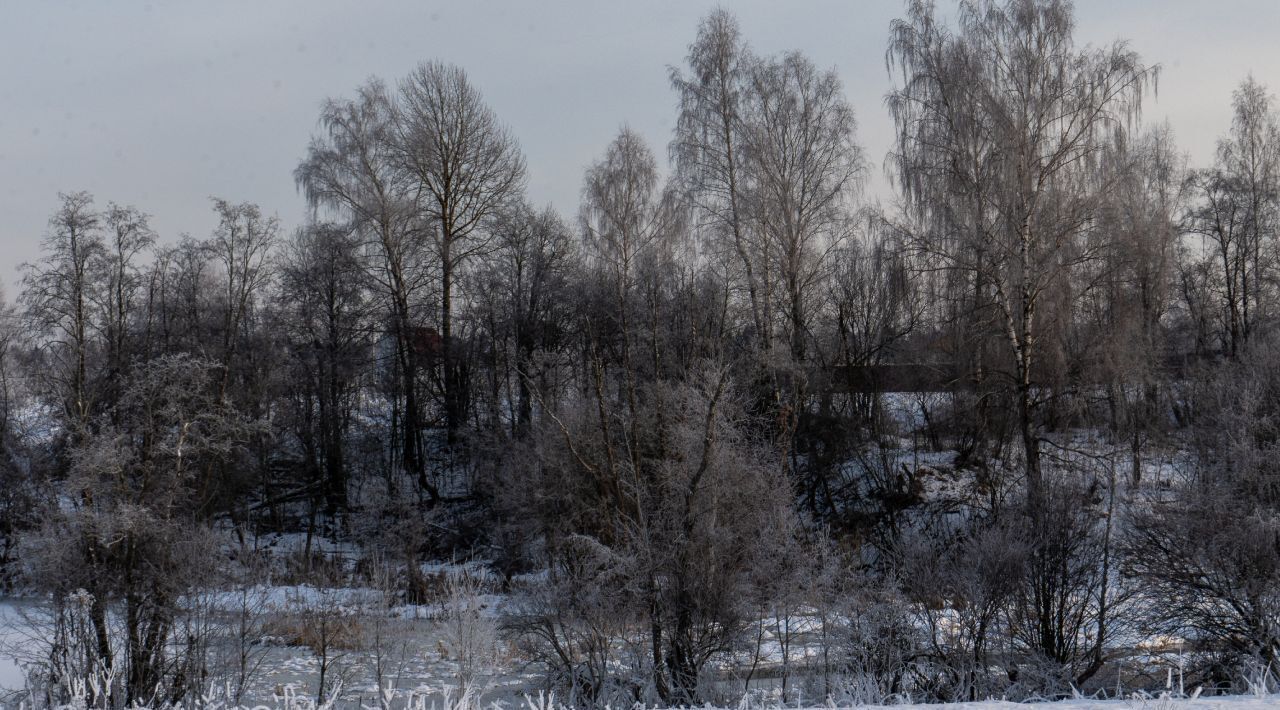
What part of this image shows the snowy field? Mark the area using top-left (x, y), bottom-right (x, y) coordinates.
top-left (4, 690), bottom-right (1280, 709)
top-left (0, 592), bottom-right (537, 708)
top-left (0, 601), bottom-right (23, 694)
top-left (848, 700), bottom-right (1280, 710)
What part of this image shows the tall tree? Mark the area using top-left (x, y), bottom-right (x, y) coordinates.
top-left (1090, 126), bottom-right (1184, 484)
top-left (97, 203), bottom-right (155, 381)
top-left (208, 199), bottom-right (278, 403)
top-left (1185, 76), bottom-right (1280, 356)
top-left (734, 50), bottom-right (862, 514)
top-left (741, 51), bottom-right (862, 364)
top-left (670, 9), bottom-right (764, 349)
top-left (279, 223), bottom-right (371, 515)
top-left (396, 61), bottom-right (527, 440)
top-left (471, 201), bottom-right (579, 438)
top-left (887, 0), bottom-right (1155, 505)
top-left (296, 80), bottom-right (436, 497)
top-left (579, 128), bottom-right (676, 428)
top-left (21, 192), bottom-right (105, 433)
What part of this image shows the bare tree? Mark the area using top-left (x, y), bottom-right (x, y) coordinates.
top-left (741, 51), bottom-right (862, 365)
top-left (95, 204), bottom-right (155, 382)
top-left (146, 236), bottom-right (213, 358)
top-left (208, 199), bottom-right (278, 403)
top-left (670, 9), bottom-right (765, 350)
top-left (505, 369), bottom-right (794, 706)
top-left (829, 214), bottom-right (922, 433)
top-left (470, 201), bottom-right (579, 438)
top-left (1090, 126), bottom-right (1185, 484)
top-left (701, 47), bottom-right (862, 518)
top-left (296, 80), bottom-right (435, 498)
top-left (0, 291), bottom-right (31, 589)
top-left (577, 128), bottom-right (683, 529)
top-left (1127, 342), bottom-right (1280, 686)
top-left (23, 354), bottom-right (254, 706)
top-left (1185, 76), bottom-right (1280, 357)
top-left (887, 0), bottom-right (1155, 505)
top-left (278, 223), bottom-right (372, 516)
top-left (396, 61), bottom-right (527, 441)
top-left (580, 127), bottom-right (676, 389)
top-left (20, 192), bottom-right (105, 432)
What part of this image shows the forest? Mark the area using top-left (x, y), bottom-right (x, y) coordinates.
top-left (3, 0), bottom-right (1280, 707)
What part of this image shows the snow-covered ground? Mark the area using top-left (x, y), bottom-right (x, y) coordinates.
top-left (848, 698), bottom-right (1280, 710)
top-left (11, 690), bottom-right (1280, 709)
top-left (0, 580), bottom-right (528, 708)
top-left (0, 601), bottom-right (23, 693)
top-left (0, 450), bottom-right (1227, 709)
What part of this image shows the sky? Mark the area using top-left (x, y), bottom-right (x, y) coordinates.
top-left (1, 1), bottom-right (1279, 292)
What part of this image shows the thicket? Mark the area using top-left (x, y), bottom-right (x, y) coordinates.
top-left (5, 1), bottom-right (1280, 706)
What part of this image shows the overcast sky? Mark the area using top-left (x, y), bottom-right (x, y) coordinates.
top-left (2, 1), bottom-right (1278, 291)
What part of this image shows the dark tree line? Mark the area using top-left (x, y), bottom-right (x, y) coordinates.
top-left (6, 1), bottom-right (1280, 706)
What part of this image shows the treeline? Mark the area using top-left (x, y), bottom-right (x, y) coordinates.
top-left (5, 0), bottom-right (1280, 706)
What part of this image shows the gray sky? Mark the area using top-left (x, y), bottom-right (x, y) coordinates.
top-left (2, 1), bottom-right (1278, 292)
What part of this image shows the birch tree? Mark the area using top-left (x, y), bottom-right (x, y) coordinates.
top-left (887, 0), bottom-right (1155, 505)
top-left (741, 51), bottom-right (862, 364)
top-left (670, 10), bottom-right (764, 348)
top-left (296, 80), bottom-right (436, 497)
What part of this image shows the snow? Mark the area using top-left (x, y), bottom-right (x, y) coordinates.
top-left (20, 690), bottom-right (1280, 709)
top-left (0, 601), bottom-right (25, 692)
top-left (851, 698), bottom-right (1280, 710)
